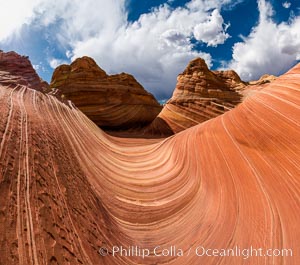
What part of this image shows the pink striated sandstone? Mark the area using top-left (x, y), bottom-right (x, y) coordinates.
top-left (0, 52), bottom-right (300, 264)
top-left (50, 56), bottom-right (162, 129)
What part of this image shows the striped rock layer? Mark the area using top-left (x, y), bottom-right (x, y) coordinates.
top-left (0, 56), bottom-right (300, 264)
top-left (0, 51), bottom-right (49, 92)
top-left (147, 58), bottom-right (249, 135)
top-left (50, 57), bottom-right (162, 129)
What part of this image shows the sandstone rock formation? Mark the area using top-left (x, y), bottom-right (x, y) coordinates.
top-left (1, 53), bottom-right (300, 264)
top-left (50, 56), bottom-right (162, 129)
top-left (147, 58), bottom-right (246, 135)
top-left (249, 74), bottom-right (277, 85)
top-left (0, 50), bottom-right (49, 91)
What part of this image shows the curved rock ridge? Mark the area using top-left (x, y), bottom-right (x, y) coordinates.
top-left (50, 56), bottom-right (162, 129)
top-left (0, 53), bottom-right (300, 264)
top-left (0, 50), bottom-right (49, 91)
top-left (147, 58), bottom-right (246, 135)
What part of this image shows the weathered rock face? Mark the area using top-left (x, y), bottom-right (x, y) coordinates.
top-left (249, 74), bottom-right (277, 86)
top-left (147, 58), bottom-right (246, 135)
top-left (50, 56), bottom-right (162, 129)
top-left (1, 52), bottom-right (300, 264)
top-left (0, 50), bottom-right (49, 91)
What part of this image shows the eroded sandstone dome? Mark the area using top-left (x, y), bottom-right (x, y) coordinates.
top-left (50, 56), bottom-right (162, 129)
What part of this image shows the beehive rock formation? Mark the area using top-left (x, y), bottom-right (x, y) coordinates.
top-left (0, 52), bottom-right (300, 264)
top-left (147, 58), bottom-right (246, 134)
top-left (0, 50), bottom-right (49, 92)
top-left (50, 57), bottom-right (162, 129)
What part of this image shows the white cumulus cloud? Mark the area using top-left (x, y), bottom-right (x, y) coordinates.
top-left (282, 1), bottom-right (291, 9)
top-left (193, 9), bottom-right (230, 47)
top-left (228, 0), bottom-right (300, 81)
top-left (0, 0), bottom-right (44, 41)
top-left (49, 58), bottom-right (69, 69)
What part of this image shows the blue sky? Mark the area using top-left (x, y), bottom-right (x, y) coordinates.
top-left (0, 0), bottom-right (300, 99)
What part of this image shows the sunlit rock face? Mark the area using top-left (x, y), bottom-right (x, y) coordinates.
top-left (50, 56), bottom-right (162, 129)
top-left (147, 58), bottom-right (246, 135)
top-left (0, 52), bottom-right (300, 264)
top-left (0, 50), bottom-right (49, 91)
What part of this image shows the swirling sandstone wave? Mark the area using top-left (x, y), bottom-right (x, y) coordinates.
top-left (50, 56), bottom-right (162, 129)
top-left (0, 55), bottom-right (299, 264)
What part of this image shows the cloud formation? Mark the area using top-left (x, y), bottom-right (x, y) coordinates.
top-left (193, 9), bottom-right (230, 47)
top-left (0, 0), bottom-right (232, 98)
top-left (1, 0), bottom-right (299, 98)
top-left (229, 0), bottom-right (300, 81)
top-left (0, 0), bottom-right (43, 41)
top-left (63, 0), bottom-right (231, 98)
top-left (282, 1), bottom-right (291, 9)
top-left (49, 58), bottom-right (68, 69)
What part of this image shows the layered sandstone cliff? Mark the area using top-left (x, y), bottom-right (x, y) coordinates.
top-left (0, 50), bottom-right (49, 91)
top-left (147, 58), bottom-right (246, 135)
top-left (50, 57), bottom-right (162, 129)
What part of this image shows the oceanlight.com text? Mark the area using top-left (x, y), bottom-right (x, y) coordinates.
top-left (98, 245), bottom-right (293, 259)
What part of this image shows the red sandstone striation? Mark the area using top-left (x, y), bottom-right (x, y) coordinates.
top-left (50, 56), bottom-right (162, 129)
top-left (0, 50), bottom-right (49, 91)
top-left (0, 53), bottom-right (300, 264)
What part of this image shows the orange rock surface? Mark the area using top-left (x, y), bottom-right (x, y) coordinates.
top-left (50, 56), bottom-right (162, 129)
top-left (147, 58), bottom-right (246, 134)
top-left (0, 53), bottom-right (300, 264)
